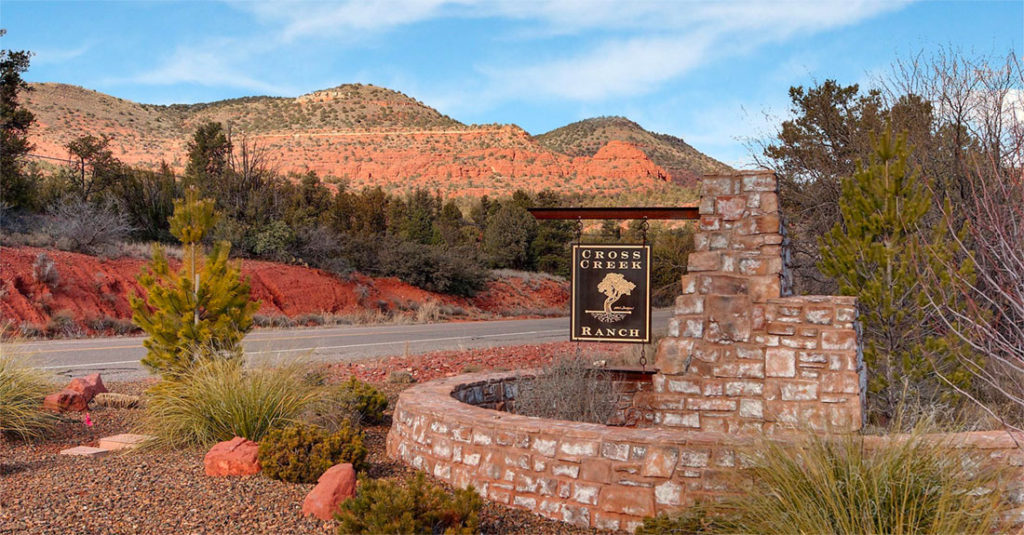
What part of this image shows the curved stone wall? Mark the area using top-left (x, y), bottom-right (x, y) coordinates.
top-left (386, 370), bottom-right (1024, 531)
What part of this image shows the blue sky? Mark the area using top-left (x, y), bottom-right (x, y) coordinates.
top-left (2, 1), bottom-right (1020, 167)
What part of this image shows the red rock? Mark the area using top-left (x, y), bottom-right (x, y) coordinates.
top-left (43, 388), bottom-right (87, 412)
top-left (204, 437), bottom-right (261, 476)
top-left (67, 373), bottom-right (108, 403)
top-left (301, 463), bottom-right (356, 521)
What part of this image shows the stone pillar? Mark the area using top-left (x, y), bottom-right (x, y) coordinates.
top-left (649, 171), bottom-right (864, 434)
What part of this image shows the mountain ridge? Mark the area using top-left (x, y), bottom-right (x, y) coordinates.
top-left (23, 82), bottom-right (731, 197)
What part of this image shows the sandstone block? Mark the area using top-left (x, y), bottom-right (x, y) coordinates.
top-left (43, 389), bottom-right (87, 412)
top-left (204, 437), bottom-right (261, 476)
top-left (687, 251), bottom-right (722, 272)
top-left (60, 446), bottom-right (109, 457)
top-left (301, 463), bottom-right (356, 521)
top-left (599, 486), bottom-right (654, 517)
top-left (716, 196), bottom-right (747, 220)
top-left (675, 294), bottom-right (705, 315)
top-left (766, 348), bottom-right (796, 377)
top-left (67, 373), bottom-right (108, 404)
top-left (641, 446), bottom-right (678, 478)
top-left (98, 433), bottom-right (152, 451)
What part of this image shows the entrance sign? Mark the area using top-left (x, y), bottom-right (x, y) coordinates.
top-left (571, 244), bottom-right (651, 343)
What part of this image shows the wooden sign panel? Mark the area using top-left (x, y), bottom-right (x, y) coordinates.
top-left (571, 244), bottom-right (651, 343)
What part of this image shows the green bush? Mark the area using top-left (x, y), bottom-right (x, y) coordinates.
top-left (639, 428), bottom-right (1011, 535)
top-left (141, 358), bottom-right (319, 448)
top-left (0, 347), bottom-right (58, 440)
top-left (258, 422), bottom-right (367, 483)
top-left (336, 472), bottom-right (482, 535)
top-left (303, 376), bottom-right (389, 429)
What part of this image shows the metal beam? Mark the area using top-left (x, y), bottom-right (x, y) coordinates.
top-left (527, 206), bottom-right (699, 220)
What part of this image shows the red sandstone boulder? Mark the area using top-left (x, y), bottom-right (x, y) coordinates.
top-left (67, 373), bottom-right (108, 403)
top-left (301, 463), bottom-right (356, 521)
top-left (204, 437), bottom-right (261, 476)
top-left (43, 388), bottom-right (88, 412)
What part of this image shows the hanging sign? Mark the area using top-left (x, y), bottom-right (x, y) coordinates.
top-left (571, 244), bottom-right (651, 343)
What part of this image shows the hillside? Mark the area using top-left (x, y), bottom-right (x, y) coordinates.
top-left (0, 246), bottom-right (568, 337)
top-left (534, 116), bottom-right (733, 186)
top-left (23, 83), bottom-right (728, 197)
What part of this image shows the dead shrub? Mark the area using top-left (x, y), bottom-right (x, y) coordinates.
top-left (31, 253), bottom-right (59, 288)
top-left (45, 310), bottom-right (79, 338)
top-left (513, 356), bottom-right (621, 424)
top-left (47, 198), bottom-right (132, 255)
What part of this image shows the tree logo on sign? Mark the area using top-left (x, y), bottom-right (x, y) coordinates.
top-left (587, 272), bottom-right (636, 323)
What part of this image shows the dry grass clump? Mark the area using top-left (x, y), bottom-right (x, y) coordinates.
top-left (639, 425), bottom-right (1012, 535)
top-left (0, 344), bottom-right (58, 441)
top-left (141, 358), bottom-right (320, 448)
top-left (513, 356), bottom-right (620, 424)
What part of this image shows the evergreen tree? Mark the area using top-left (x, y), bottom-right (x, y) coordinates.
top-left (437, 200), bottom-right (467, 246)
top-left (130, 188), bottom-right (258, 378)
top-left (183, 121), bottom-right (231, 194)
top-left (819, 129), bottom-right (971, 420)
top-left (1, 33), bottom-right (35, 209)
top-left (65, 134), bottom-right (121, 201)
top-left (483, 204), bottom-right (536, 270)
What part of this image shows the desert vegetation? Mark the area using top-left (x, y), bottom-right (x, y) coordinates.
top-left (636, 424), bottom-right (1012, 535)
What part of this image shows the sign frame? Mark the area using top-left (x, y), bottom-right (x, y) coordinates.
top-left (570, 243), bottom-right (652, 344)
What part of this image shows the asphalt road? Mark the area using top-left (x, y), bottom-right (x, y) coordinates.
top-left (19, 309), bottom-right (673, 381)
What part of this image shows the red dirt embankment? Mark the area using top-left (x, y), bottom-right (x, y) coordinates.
top-left (0, 246), bottom-right (568, 336)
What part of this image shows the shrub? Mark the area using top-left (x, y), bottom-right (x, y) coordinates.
top-left (646, 428), bottom-right (1011, 535)
top-left (258, 422), bottom-right (367, 483)
top-left (513, 357), bottom-right (620, 424)
top-left (31, 252), bottom-right (59, 287)
top-left (141, 358), bottom-right (319, 448)
top-left (336, 472), bottom-right (482, 535)
top-left (45, 310), bottom-right (78, 337)
top-left (47, 198), bottom-right (132, 255)
top-left (303, 376), bottom-right (388, 429)
top-left (0, 346), bottom-right (58, 440)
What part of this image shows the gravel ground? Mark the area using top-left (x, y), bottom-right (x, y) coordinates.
top-left (1, 348), bottom-right (606, 535)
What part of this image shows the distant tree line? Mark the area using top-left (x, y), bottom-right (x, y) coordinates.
top-left (1, 50), bottom-right (693, 301)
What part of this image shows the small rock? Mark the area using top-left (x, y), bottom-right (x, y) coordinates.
top-left (301, 463), bottom-right (356, 521)
top-left (204, 437), bottom-right (261, 476)
top-left (67, 373), bottom-right (108, 404)
top-left (43, 389), bottom-right (87, 412)
top-left (388, 370), bottom-right (415, 384)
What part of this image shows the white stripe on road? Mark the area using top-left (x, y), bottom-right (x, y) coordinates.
top-left (38, 329), bottom-right (565, 370)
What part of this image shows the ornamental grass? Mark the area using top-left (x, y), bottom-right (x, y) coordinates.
top-left (141, 357), bottom-right (320, 448)
top-left (0, 343), bottom-right (58, 441)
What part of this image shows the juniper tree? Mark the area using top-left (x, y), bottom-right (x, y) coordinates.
top-left (130, 188), bottom-right (258, 378)
top-left (1, 32), bottom-right (35, 209)
top-left (820, 129), bottom-right (972, 421)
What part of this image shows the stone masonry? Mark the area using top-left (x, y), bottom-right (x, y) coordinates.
top-left (387, 171), bottom-right (1022, 531)
top-left (650, 171), bottom-right (865, 434)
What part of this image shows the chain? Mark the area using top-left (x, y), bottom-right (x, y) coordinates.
top-left (575, 217), bottom-right (583, 360)
top-left (639, 216), bottom-right (649, 370)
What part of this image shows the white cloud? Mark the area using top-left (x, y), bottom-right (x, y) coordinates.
top-left (32, 42), bottom-right (93, 65)
top-left (475, 1), bottom-right (908, 102)
top-left (122, 40), bottom-right (297, 95)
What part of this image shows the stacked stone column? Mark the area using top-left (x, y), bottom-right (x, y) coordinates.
top-left (650, 171), bottom-right (864, 434)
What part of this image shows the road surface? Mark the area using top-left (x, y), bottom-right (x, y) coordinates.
top-left (17, 309), bottom-right (673, 380)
